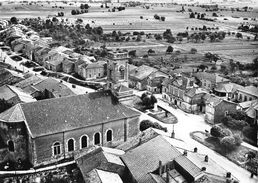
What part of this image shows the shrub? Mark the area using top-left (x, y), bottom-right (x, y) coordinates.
top-left (220, 136), bottom-right (236, 150)
top-left (190, 48), bottom-right (197, 54)
top-left (233, 134), bottom-right (242, 146)
top-left (210, 125), bottom-right (223, 137)
top-left (227, 119), bottom-right (247, 130)
top-left (140, 120), bottom-right (167, 132)
top-left (221, 128), bottom-right (233, 137)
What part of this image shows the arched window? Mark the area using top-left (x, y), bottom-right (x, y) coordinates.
top-left (94, 132), bottom-right (101, 145)
top-left (81, 135), bottom-right (88, 149)
top-left (53, 142), bottom-right (61, 155)
top-left (67, 139), bottom-right (75, 152)
top-left (8, 140), bottom-right (14, 152)
top-left (119, 66), bottom-right (125, 80)
top-left (106, 129), bottom-right (113, 142)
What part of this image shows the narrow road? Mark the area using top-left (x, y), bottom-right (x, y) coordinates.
top-left (155, 99), bottom-right (258, 183)
top-left (134, 89), bottom-right (258, 183)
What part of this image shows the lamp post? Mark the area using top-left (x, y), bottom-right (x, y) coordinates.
top-left (171, 124), bottom-right (175, 138)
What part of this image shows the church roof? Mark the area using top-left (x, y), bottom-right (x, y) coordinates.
top-left (0, 90), bottom-right (140, 138)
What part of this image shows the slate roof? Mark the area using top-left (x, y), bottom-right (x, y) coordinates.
top-left (129, 65), bottom-right (158, 81)
top-left (0, 90), bottom-right (140, 138)
top-left (121, 135), bottom-right (181, 183)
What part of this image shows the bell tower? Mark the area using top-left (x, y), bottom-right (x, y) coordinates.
top-left (107, 49), bottom-right (129, 89)
top-left (106, 49), bottom-right (135, 105)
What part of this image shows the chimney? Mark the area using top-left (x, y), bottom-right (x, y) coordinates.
top-left (204, 155), bottom-right (208, 162)
top-left (194, 147), bottom-right (198, 153)
top-left (183, 150), bottom-right (187, 156)
top-left (166, 166), bottom-right (169, 183)
top-left (159, 160), bottom-right (162, 176)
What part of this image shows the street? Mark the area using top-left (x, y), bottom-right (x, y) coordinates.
top-left (135, 91), bottom-right (258, 183)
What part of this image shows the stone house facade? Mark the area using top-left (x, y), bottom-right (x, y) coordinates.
top-left (0, 91), bottom-right (140, 167)
top-left (205, 95), bottom-right (237, 124)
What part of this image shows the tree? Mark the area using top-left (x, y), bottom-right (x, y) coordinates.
top-left (0, 99), bottom-right (12, 113)
top-left (148, 49), bottom-right (155, 55)
top-left (189, 12), bottom-right (195, 18)
top-left (71, 9), bottom-right (76, 15)
top-left (190, 48), bottom-right (197, 54)
top-left (236, 32), bottom-right (243, 39)
top-left (210, 125), bottom-right (224, 138)
top-left (198, 64), bottom-right (207, 72)
top-left (220, 136), bottom-right (236, 151)
top-left (129, 50), bottom-right (136, 57)
top-left (166, 46), bottom-right (174, 54)
top-left (141, 93), bottom-right (157, 108)
top-left (10, 17), bottom-right (18, 24)
top-left (233, 134), bottom-right (242, 146)
top-left (160, 16), bottom-right (165, 21)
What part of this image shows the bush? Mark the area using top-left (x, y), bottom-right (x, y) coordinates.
top-left (140, 120), bottom-right (167, 132)
top-left (210, 125), bottom-right (223, 137)
top-left (233, 134), bottom-right (242, 146)
top-left (227, 119), bottom-right (247, 130)
top-left (220, 136), bottom-right (236, 150)
top-left (190, 48), bottom-right (197, 54)
top-left (221, 128), bottom-right (233, 137)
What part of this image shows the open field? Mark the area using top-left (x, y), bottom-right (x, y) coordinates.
top-left (0, 1), bottom-right (257, 64)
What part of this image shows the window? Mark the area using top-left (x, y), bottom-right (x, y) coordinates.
top-left (225, 111), bottom-right (228, 116)
top-left (249, 97), bottom-right (252, 101)
top-left (53, 142), bottom-right (61, 155)
top-left (67, 139), bottom-right (75, 152)
top-left (106, 129), bottom-right (113, 142)
top-left (119, 66), bottom-right (125, 80)
top-left (81, 135), bottom-right (88, 149)
top-left (94, 132), bottom-right (101, 145)
top-left (8, 140), bottom-right (14, 152)
top-left (244, 96), bottom-right (247, 102)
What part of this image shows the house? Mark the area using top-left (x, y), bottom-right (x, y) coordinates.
top-left (75, 146), bottom-right (125, 182)
top-left (194, 72), bottom-right (230, 91)
top-left (214, 82), bottom-right (244, 99)
top-left (33, 46), bottom-right (51, 66)
top-left (77, 61), bottom-right (106, 80)
top-left (129, 65), bottom-right (158, 90)
top-left (23, 77), bottom-right (75, 99)
top-left (146, 71), bottom-right (169, 93)
top-left (205, 95), bottom-right (237, 124)
top-left (121, 135), bottom-right (235, 183)
top-left (0, 90), bottom-right (141, 166)
top-left (0, 85), bottom-right (36, 105)
top-left (162, 74), bottom-right (207, 113)
top-left (233, 85), bottom-right (258, 103)
top-left (43, 46), bottom-right (72, 72)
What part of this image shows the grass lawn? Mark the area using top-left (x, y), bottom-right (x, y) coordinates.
top-left (191, 131), bottom-right (256, 172)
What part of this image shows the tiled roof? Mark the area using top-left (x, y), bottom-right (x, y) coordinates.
top-left (121, 136), bottom-right (181, 183)
top-left (205, 95), bottom-right (223, 106)
top-left (215, 83), bottom-right (244, 93)
top-left (14, 75), bottom-right (42, 89)
top-left (31, 78), bottom-right (75, 98)
top-left (96, 169), bottom-right (123, 183)
top-left (245, 100), bottom-right (258, 118)
top-left (0, 90), bottom-right (140, 138)
top-left (194, 72), bottom-right (229, 84)
top-left (238, 85), bottom-right (258, 97)
top-left (0, 85), bottom-right (36, 103)
top-left (185, 87), bottom-right (208, 97)
top-left (0, 104), bottom-right (25, 122)
top-left (129, 65), bottom-right (158, 81)
top-left (174, 155), bottom-right (203, 179)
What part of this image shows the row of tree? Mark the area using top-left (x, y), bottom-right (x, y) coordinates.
top-left (71, 9), bottom-right (88, 15)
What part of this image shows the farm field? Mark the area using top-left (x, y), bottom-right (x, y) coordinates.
top-left (0, 1), bottom-right (257, 65)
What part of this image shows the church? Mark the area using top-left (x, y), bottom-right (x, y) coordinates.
top-left (0, 90), bottom-right (140, 167)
